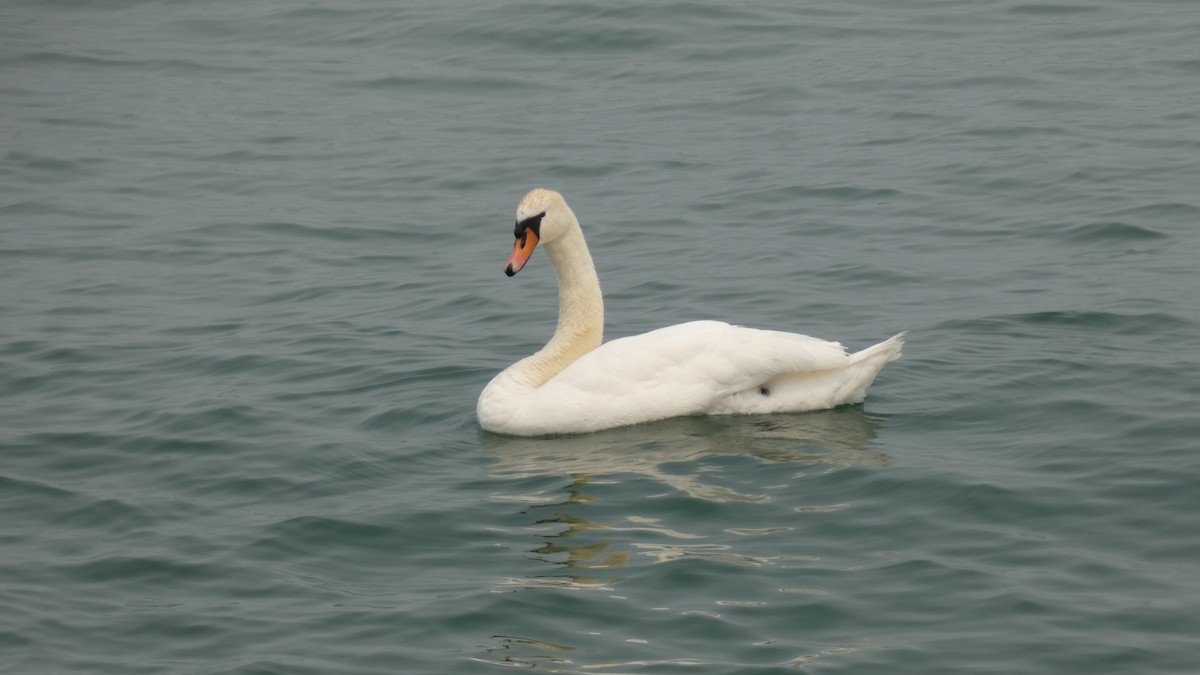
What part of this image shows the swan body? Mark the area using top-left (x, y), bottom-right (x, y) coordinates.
top-left (477, 189), bottom-right (904, 436)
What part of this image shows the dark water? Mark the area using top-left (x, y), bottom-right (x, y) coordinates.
top-left (3, 0), bottom-right (1199, 672)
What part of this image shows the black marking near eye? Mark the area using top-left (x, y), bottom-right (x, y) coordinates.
top-left (760, 387), bottom-right (770, 396)
top-left (514, 211), bottom-right (546, 239)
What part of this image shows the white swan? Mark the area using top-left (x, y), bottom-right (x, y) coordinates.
top-left (477, 189), bottom-right (904, 436)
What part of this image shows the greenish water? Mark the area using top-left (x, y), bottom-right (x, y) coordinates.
top-left (3, 1), bottom-right (1199, 673)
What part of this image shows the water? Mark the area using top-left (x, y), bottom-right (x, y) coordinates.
top-left (3, 0), bottom-right (1199, 672)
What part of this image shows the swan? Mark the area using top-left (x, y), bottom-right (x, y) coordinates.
top-left (477, 188), bottom-right (904, 436)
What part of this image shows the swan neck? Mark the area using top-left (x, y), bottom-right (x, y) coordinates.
top-left (507, 225), bottom-right (604, 389)
top-left (548, 226), bottom-right (603, 341)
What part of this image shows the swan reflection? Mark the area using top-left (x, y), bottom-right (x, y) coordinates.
top-left (483, 407), bottom-right (888, 501)
top-left (477, 409), bottom-right (890, 671)
top-left (484, 408), bottom-right (888, 584)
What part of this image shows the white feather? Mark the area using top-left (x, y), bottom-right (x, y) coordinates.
top-left (477, 189), bottom-right (904, 436)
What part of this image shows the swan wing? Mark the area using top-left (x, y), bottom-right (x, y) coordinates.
top-left (532, 321), bottom-right (849, 429)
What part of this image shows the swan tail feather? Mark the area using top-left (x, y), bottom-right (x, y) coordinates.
top-left (848, 332), bottom-right (905, 365)
top-left (724, 333), bottom-right (904, 414)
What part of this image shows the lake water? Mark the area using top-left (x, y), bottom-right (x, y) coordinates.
top-left (3, 0), bottom-right (1199, 672)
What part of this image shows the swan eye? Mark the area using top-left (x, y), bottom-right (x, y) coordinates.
top-left (514, 211), bottom-right (546, 239)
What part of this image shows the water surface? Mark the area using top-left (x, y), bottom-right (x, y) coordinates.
top-left (3, 0), bottom-right (1199, 672)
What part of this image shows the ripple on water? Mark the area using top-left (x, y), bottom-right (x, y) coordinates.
top-left (5, 0), bottom-right (1200, 671)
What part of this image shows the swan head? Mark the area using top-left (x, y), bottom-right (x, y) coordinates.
top-left (505, 188), bottom-right (578, 276)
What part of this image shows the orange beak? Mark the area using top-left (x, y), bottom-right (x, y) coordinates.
top-left (504, 229), bottom-right (540, 276)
